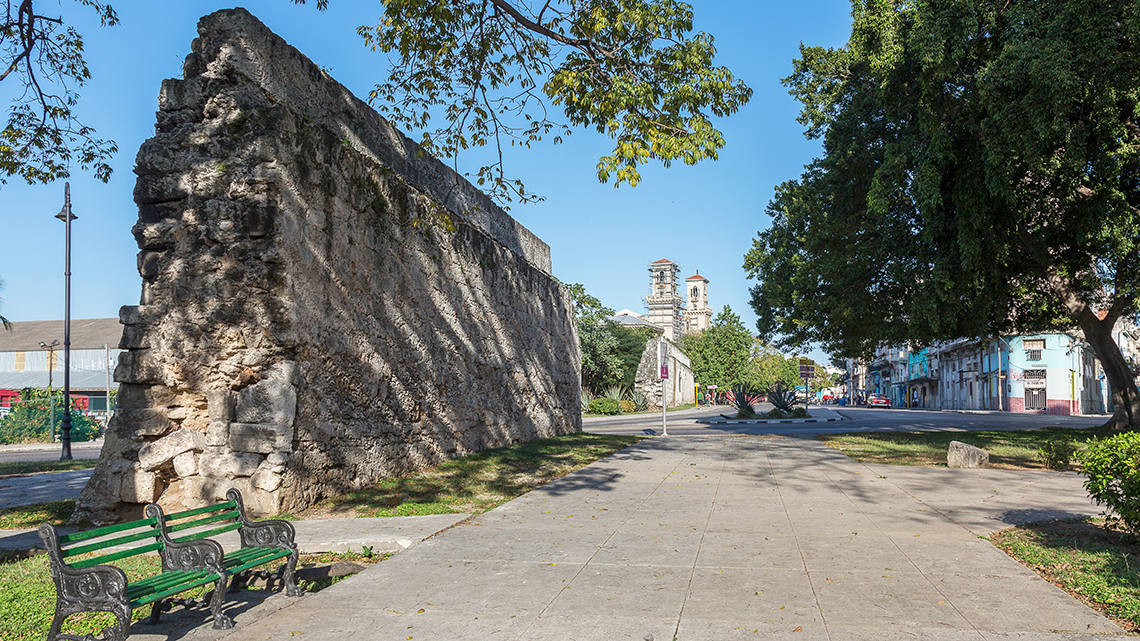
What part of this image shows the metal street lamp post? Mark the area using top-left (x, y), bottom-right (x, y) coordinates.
top-left (56, 183), bottom-right (77, 460)
top-left (38, 339), bottom-right (59, 392)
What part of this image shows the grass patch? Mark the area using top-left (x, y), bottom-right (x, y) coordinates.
top-left (0, 459), bottom-right (98, 477)
top-left (0, 500), bottom-right (75, 530)
top-left (0, 549), bottom-right (376, 641)
top-left (817, 425), bottom-right (1121, 469)
top-left (991, 518), bottom-right (1140, 631)
top-left (298, 432), bottom-right (644, 519)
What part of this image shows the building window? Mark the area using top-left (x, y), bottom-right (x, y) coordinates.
top-left (1024, 339), bottom-right (1045, 360)
top-left (1025, 388), bottom-right (1046, 411)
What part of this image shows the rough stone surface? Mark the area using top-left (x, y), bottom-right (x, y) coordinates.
top-left (948, 440), bottom-right (990, 468)
top-left (199, 452), bottom-right (264, 479)
top-left (138, 428), bottom-right (205, 471)
top-left (73, 8), bottom-right (579, 523)
top-left (235, 379), bottom-right (298, 425)
top-left (229, 422), bottom-right (294, 454)
top-left (173, 450), bottom-right (200, 478)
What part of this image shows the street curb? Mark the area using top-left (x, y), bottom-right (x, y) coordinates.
top-left (710, 417), bottom-right (843, 425)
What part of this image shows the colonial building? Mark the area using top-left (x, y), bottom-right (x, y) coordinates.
top-left (643, 259), bottom-right (712, 340)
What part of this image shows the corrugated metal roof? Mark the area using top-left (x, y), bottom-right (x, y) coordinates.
top-left (0, 369), bottom-right (118, 391)
top-left (0, 318), bottom-right (122, 352)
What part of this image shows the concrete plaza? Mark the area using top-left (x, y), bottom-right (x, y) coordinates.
top-left (132, 434), bottom-right (1129, 641)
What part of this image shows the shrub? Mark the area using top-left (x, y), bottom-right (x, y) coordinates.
top-left (1079, 432), bottom-right (1140, 534)
top-left (731, 384), bottom-right (757, 419)
top-left (1039, 437), bottom-right (1076, 470)
top-left (588, 398), bottom-right (621, 416)
top-left (603, 385), bottom-right (626, 401)
top-left (628, 388), bottom-right (649, 412)
top-left (0, 388), bottom-right (100, 445)
top-left (580, 389), bottom-right (596, 413)
top-left (764, 382), bottom-right (800, 412)
top-left (763, 409), bottom-right (787, 419)
top-left (788, 408), bottom-right (810, 419)
top-left (618, 400), bottom-right (635, 414)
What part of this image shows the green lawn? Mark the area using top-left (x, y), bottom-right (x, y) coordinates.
top-left (817, 425), bottom-right (1120, 469)
top-left (991, 518), bottom-right (1140, 632)
top-left (298, 432), bottom-right (644, 518)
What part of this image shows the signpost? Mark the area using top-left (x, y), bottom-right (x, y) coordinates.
top-left (799, 358), bottom-right (815, 408)
top-left (659, 339), bottom-right (669, 437)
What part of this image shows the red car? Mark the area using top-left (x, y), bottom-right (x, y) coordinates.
top-left (868, 396), bottom-right (892, 408)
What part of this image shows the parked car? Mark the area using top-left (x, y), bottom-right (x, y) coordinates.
top-left (868, 396), bottom-right (892, 408)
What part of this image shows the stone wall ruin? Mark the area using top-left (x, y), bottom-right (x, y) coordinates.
top-left (74, 8), bottom-right (581, 523)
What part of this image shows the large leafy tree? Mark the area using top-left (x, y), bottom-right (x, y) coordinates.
top-left (5, 1), bottom-right (749, 199)
top-left (351, 0), bottom-right (753, 203)
top-left (678, 305), bottom-right (752, 389)
top-left (1, 0), bottom-right (118, 185)
top-left (745, 0), bottom-right (1140, 428)
top-left (563, 282), bottom-right (623, 392)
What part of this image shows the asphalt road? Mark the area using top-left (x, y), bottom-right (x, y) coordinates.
top-left (582, 404), bottom-right (1109, 436)
top-left (0, 441), bottom-right (103, 463)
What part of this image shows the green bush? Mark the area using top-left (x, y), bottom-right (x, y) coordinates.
top-left (1079, 432), bottom-right (1140, 534)
top-left (788, 408), bottom-right (810, 419)
top-left (618, 400), bottom-right (635, 414)
top-left (731, 384), bottom-right (757, 418)
top-left (1040, 437), bottom-right (1076, 470)
top-left (588, 398), bottom-right (621, 416)
top-left (0, 388), bottom-right (100, 445)
top-left (628, 388), bottom-right (649, 412)
top-left (762, 409), bottom-right (787, 419)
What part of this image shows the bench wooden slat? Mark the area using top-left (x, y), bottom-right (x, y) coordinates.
top-left (69, 541), bottom-right (164, 569)
top-left (129, 570), bottom-right (220, 607)
top-left (167, 510), bottom-right (241, 534)
top-left (57, 516), bottom-right (157, 545)
top-left (174, 522), bottom-right (241, 542)
top-left (61, 528), bottom-right (162, 559)
top-left (163, 500), bottom-right (236, 523)
top-left (225, 548), bottom-right (291, 576)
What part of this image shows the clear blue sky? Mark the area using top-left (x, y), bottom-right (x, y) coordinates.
top-left (0, 0), bottom-right (852, 363)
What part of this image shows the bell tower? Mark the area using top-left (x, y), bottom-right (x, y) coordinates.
top-left (644, 259), bottom-right (683, 340)
top-left (684, 272), bottom-right (711, 334)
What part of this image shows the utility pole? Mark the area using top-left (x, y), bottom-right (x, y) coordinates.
top-left (659, 339), bottom-right (669, 437)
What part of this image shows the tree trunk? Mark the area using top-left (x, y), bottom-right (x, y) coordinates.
top-left (1080, 316), bottom-right (1140, 429)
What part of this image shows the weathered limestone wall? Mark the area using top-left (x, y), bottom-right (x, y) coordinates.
top-left (635, 340), bottom-right (695, 410)
top-left (74, 8), bottom-right (580, 523)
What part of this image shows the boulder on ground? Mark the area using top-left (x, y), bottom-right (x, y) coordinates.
top-left (947, 440), bottom-right (989, 468)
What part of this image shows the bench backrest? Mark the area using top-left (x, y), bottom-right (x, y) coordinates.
top-left (39, 515), bottom-right (162, 569)
top-left (162, 499), bottom-right (243, 543)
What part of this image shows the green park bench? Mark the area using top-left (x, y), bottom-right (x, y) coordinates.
top-left (38, 505), bottom-right (231, 641)
top-left (159, 488), bottom-right (300, 597)
top-left (38, 488), bottom-right (300, 641)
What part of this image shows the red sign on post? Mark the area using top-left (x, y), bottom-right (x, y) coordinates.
top-left (660, 366), bottom-right (669, 379)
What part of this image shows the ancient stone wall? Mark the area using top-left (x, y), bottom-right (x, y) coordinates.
top-left (74, 8), bottom-right (580, 523)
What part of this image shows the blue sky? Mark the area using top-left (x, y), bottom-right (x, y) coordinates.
top-left (0, 0), bottom-right (852, 362)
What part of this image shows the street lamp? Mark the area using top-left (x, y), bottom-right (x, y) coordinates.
top-left (38, 339), bottom-right (59, 392)
top-left (56, 183), bottom-right (77, 460)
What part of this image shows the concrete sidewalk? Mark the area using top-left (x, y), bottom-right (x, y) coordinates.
top-left (150, 434), bottom-right (1127, 641)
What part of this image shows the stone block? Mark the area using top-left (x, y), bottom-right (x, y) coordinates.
top-left (235, 379), bottom-right (297, 425)
top-left (139, 428), bottom-right (205, 471)
top-left (229, 422), bottom-right (294, 453)
top-left (115, 351), bottom-right (163, 384)
top-left (121, 467), bottom-right (163, 503)
top-left (264, 360), bottom-right (297, 385)
top-left (207, 389), bottom-right (235, 422)
top-left (947, 441), bottom-right (989, 468)
top-left (173, 451), bottom-right (200, 477)
top-left (206, 421), bottom-right (229, 446)
top-left (199, 452), bottom-right (263, 478)
top-left (116, 408), bottom-right (174, 437)
top-left (266, 451), bottom-right (289, 466)
top-left (252, 469), bottom-right (282, 492)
